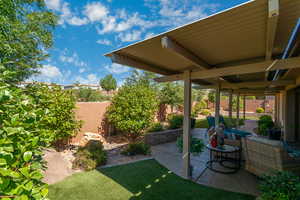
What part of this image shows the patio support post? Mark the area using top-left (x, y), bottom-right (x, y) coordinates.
top-left (215, 81), bottom-right (221, 128)
top-left (236, 93), bottom-right (240, 128)
top-left (275, 94), bottom-right (279, 123)
top-left (182, 70), bottom-right (191, 179)
top-left (229, 90), bottom-right (233, 120)
top-left (243, 95), bottom-right (246, 120)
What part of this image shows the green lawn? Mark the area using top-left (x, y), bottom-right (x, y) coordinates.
top-left (49, 159), bottom-right (254, 200)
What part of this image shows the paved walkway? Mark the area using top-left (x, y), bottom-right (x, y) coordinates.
top-left (42, 149), bottom-right (79, 184)
top-left (151, 128), bottom-right (259, 196)
top-left (241, 120), bottom-right (258, 133)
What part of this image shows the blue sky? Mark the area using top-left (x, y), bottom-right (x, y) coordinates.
top-left (32, 0), bottom-right (249, 86)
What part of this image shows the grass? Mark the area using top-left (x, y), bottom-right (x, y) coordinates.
top-left (49, 159), bottom-right (254, 200)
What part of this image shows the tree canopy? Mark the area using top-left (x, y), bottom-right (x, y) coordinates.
top-left (0, 0), bottom-right (57, 83)
top-left (107, 83), bottom-right (158, 141)
top-left (99, 74), bottom-right (117, 92)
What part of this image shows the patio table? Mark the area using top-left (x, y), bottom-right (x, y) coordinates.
top-left (206, 144), bottom-right (241, 174)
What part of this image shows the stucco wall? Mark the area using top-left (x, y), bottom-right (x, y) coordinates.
top-left (72, 102), bottom-right (110, 143)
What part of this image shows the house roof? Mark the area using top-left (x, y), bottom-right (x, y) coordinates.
top-left (105, 0), bottom-right (300, 92)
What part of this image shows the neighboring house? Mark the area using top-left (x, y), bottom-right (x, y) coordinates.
top-left (63, 84), bottom-right (101, 90)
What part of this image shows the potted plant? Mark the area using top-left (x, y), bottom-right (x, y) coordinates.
top-left (268, 125), bottom-right (282, 140)
top-left (176, 136), bottom-right (205, 176)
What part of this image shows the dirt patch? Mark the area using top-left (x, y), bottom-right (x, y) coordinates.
top-left (43, 133), bottom-right (151, 184)
top-left (43, 148), bottom-right (81, 184)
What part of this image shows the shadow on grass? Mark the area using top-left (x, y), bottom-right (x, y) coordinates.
top-left (97, 159), bottom-right (255, 200)
top-left (49, 159), bottom-right (255, 200)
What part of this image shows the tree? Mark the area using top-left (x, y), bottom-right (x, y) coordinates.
top-left (73, 87), bottom-right (109, 102)
top-left (99, 74), bottom-right (117, 92)
top-left (0, 0), bottom-right (57, 83)
top-left (107, 83), bottom-right (158, 141)
top-left (125, 69), bottom-right (158, 87)
top-left (208, 90), bottom-right (216, 104)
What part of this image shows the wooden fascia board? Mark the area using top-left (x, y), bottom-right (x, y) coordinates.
top-left (196, 80), bottom-right (295, 89)
top-left (154, 57), bottom-right (300, 82)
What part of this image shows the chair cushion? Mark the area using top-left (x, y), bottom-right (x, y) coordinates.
top-left (224, 128), bottom-right (251, 138)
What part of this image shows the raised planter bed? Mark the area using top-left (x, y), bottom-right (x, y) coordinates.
top-left (144, 128), bottom-right (183, 146)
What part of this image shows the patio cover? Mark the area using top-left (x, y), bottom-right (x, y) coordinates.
top-left (104, 0), bottom-right (300, 179)
top-left (105, 0), bottom-right (300, 93)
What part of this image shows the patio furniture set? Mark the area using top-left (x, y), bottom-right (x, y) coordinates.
top-left (202, 116), bottom-right (300, 177)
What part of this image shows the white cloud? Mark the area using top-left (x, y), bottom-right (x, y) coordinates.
top-left (117, 30), bottom-right (142, 42)
top-left (145, 32), bottom-right (155, 39)
top-left (145, 0), bottom-right (219, 27)
top-left (75, 73), bottom-right (99, 84)
top-left (79, 68), bottom-right (86, 73)
top-left (45, 0), bottom-right (61, 11)
top-left (84, 2), bottom-right (108, 22)
top-left (96, 39), bottom-right (112, 45)
top-left (30, 64), bottom-right (63, 83)
top-left (68, 16), bottom-right (89, 26)
top-left (59, 51), bottom-right (87, 68)
top-left (39, 64), bottom-right (62, 78)
top-left (105, 63), bottom-right (130, 74)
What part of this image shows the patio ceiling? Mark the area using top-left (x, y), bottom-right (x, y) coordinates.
top-left (105, 0), bottom-right (300, 92)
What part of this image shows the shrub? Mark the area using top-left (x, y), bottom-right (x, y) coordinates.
top-left (258, 115), bottom-right (274, 136)
top-left (195, 119), bottom-right (209, 128)
top-left (192, 100), bottom-right (207, 116)
top-left (168, 114), bottom-right (184, 129)
top-left (200, 109), bottom-right (211, 116)
top-left (107, 83), bottom-right (158, 141)
top-left (73, 87), bottom-right (109, 102)
top-left (259, 171), bottom-right (300, 200)
top-left (26, 84), bottom-right (82, 143)
top-left (176, 136), bottom-right (205, 156)
top-left (147, 122), bottom-right (164, 132)
top-left (256, 107), bottom-right (265, 113)
top-left (0, 82), bottom-right (81, 199)
top-left (121, 142), bottom-right (150, 156)
top-left (73, 140), bottom-right (107, 171)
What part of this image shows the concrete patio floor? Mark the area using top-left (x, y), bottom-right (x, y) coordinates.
top-left (151, 128), bottom-right (259, 196)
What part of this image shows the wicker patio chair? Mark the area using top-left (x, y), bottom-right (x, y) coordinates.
top-left (242, 136), bottom-right (300, 176)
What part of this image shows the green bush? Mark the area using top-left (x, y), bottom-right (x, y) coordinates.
top-left (0, 82), bottom-right (81, 199)
top-left (256, 107), bottom-right (265, 113)
top-left (147, 122), bottom-right (164, 132)
top-left (195, 119), bottom-right (209, 128)
top-left (259, 171), bottom-right (300, 200)
top-left (73, 87), bottom-right (109, 102)
top-left (73, 141), bottom-right (107, 171)
top-left (192, 100), bottom-right (207, 115)
top-left (200, 109), bottom-right (212, 116)
top-left (26, 84), bottom-right (82, 143)
top-left (121, 142), bottom-right (150, 156)
top-left (176, 136), bottom-right (205, 156)
top-left (107, 83), bottom-right (158, 141)
top-left (167, 114), bottom-right (184, 129)
top-left (258, 115), bottom-right (274, 136)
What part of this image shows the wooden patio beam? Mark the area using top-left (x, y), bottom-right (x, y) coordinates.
top-left (266, 0), bottom-right (279, 60)
top-left (161, 36), bottom-right (210, 70)
top-left (111, 53), bottom-right (174, 75)
top-left (195, 80), bottom-right (295, 89)
top-left (154, 57), bottom-right (300, 82)
top-left (265, 0), bottom-right (279, 80)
